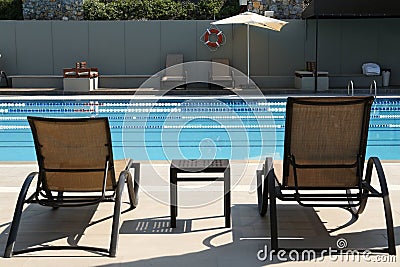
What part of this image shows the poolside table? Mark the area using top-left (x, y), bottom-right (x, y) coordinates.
top-left (170, 159), bottom-right (231, 228)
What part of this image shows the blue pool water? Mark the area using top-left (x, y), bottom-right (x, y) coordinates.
top-left (0, 96), bottom-right (399, 161)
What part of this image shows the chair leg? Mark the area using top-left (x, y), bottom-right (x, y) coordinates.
top-left (170, 168), bottom-right (177, 228)
top-left (52, 192), bottom-right (63, 210)
top-left (109, 175), bottom-right (125, 257)
top-left (350, 160), bottom-right (374, 216)
top-left (369, 157), bottom-right (396, 255)
top-left (132, 162), bottom-right (140, 207)
top-left (257, 169), bottom-right (269, 217)
top-left (125, 162), bottom-right (140, 209)
top-left (258, 157), bottom-right (274, 217)
top-left (4, 173), bottom-right (36, 258)
top-left (125, 172), bottom-right (135, 210)
top-left (268, 174), bottom-right (278, 251)
top-left (224, 165), bottom-right (231, 228)
top-left (345, 189), bottom-right (361, 218)
top-left (256, 170), bottom-right (264, 214)
top-left (382, 194), bottom-right (396, 255)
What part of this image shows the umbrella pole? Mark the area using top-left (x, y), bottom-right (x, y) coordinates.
top-left (247, 23), bottom-right (250, 85)
top-left (314, 0), bottom-right (319, 93)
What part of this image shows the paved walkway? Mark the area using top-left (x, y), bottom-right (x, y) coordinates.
top-left (0, 161), bottom-right (399, 266)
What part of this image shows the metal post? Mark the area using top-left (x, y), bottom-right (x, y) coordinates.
top-left (247, 23), bottom-right (250, 85)
top-left (370, 80), bottom-right (377, 97)
top-left (314, 0), bottom-right (319, 93)
top-left (348, 80), bottom-right (354, 96)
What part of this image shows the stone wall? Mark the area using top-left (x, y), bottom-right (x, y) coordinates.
top-left (22, 0), bottom-right (84, 20)
top-left (247, 0), bottom-right (305, 19)
top-left (269, 0), bottom-right (305, 19)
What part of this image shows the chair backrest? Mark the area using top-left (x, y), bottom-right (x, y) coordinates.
top-left (282, 96), bottom-right (374, 188)
top-left (28, 116), bottom-right (117, 192)
top-left (165, 53), bottom-right (184, 76)
top-left (212, 58), bottom-right (230, 77)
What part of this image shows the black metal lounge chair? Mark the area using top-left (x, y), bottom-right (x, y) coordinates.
top-left (257, 96), bottom-right (396, 255)
top-left (4, 116), bottom-right (140, 257)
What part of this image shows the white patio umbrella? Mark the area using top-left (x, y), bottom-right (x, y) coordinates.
top-left (212, 12), bottom-right (288, 85)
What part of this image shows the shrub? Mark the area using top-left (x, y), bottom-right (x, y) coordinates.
top-left (83, 0), bottom-right (239, 20)
top-left (0, 0), bottom-right (239, 21)
top-left (83, 0), bottom-right (108, 20)
top-left (0, 0), bottom-right (23, 20)
top-left (196, 0), bottom-right (223, 20)
top-left (218, 0), bottom-right (239, 19)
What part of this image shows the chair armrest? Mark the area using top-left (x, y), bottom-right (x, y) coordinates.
top-left (263, 157), bottom-right (274, 177)
top-left (365, 157), bottom-right (390, 197)
top-left (119, 159), bottom-right (140, 208)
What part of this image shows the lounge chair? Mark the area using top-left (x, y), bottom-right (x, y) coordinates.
top-left (4, 116), bottom-right (140, 258)
top-left (0, 70), bottom-right (9, 87)
top-left (209, 58), bottom-right (234, 89)
top-left (257, 96), bottom-right (395, 254)
top-left (161, 53), bottom-right (187, 89)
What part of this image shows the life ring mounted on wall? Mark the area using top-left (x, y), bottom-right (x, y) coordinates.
top-left (200, 26), bottom-right (226, 51)
top-left (204, 28), bottom-right (224, 48)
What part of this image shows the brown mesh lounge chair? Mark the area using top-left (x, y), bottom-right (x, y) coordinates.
top-left (161, 53), bottom-right (187, 89)
top-left (4, 117), bottom-right (140, 258)
top-left (209, 58), bottom-right (234, 89)
top-left (257, 96), bottom-right (395, 255)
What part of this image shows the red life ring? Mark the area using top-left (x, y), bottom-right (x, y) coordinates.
top-left (204, 28), bottom-right (224, 48)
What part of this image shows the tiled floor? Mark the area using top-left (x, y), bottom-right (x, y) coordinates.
top-left (0, 161), bottom-right (399, 266)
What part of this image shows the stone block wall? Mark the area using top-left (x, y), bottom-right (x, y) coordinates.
top-left (247, 0), bottom-right (306, 19)
top-left (269, 0), bottom-right (305, 19)
top-left (22, 0), bottom-right (84, 20)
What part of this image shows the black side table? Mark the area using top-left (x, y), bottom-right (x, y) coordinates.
top-left (170, 159), bottom-right (231, 228)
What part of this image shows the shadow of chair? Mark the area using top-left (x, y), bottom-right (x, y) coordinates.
top-left (161, 54), bottom-right (187, 90)
top-left (94, 203), bottom-right (400, 266)
top-left (3, 116), bottom-right (140, 258)
top-left (209, 58), bottom-right (234, 89)
top-left (257, 96), bottom-right (396, 255)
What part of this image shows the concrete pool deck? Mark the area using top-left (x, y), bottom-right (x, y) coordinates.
top-left (0, 160), bottom-right (399, 266)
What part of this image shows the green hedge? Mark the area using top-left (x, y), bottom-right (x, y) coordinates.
top-left (83, 0), bottom-right (239, 20)
top-left (0, 0), bottom-right (22, 19)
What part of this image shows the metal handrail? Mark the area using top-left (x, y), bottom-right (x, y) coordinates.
top-left (370, 80), bottom-right (377, 97)
top-left (347, 80), bottom-right (354, 96)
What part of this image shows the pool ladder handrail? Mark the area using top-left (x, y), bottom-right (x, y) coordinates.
top-left (347, 80), bottom-right (354, 96)
top-left (370, 80), bottom-right (377, 97)
top-left (347, 80), bottom-right (377, 97)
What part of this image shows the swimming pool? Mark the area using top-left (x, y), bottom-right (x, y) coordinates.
top-left (0, 96), bottom-right (399, 161)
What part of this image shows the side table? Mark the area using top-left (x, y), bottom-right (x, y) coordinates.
top-left (170, 159), bottom-right (231, 228)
